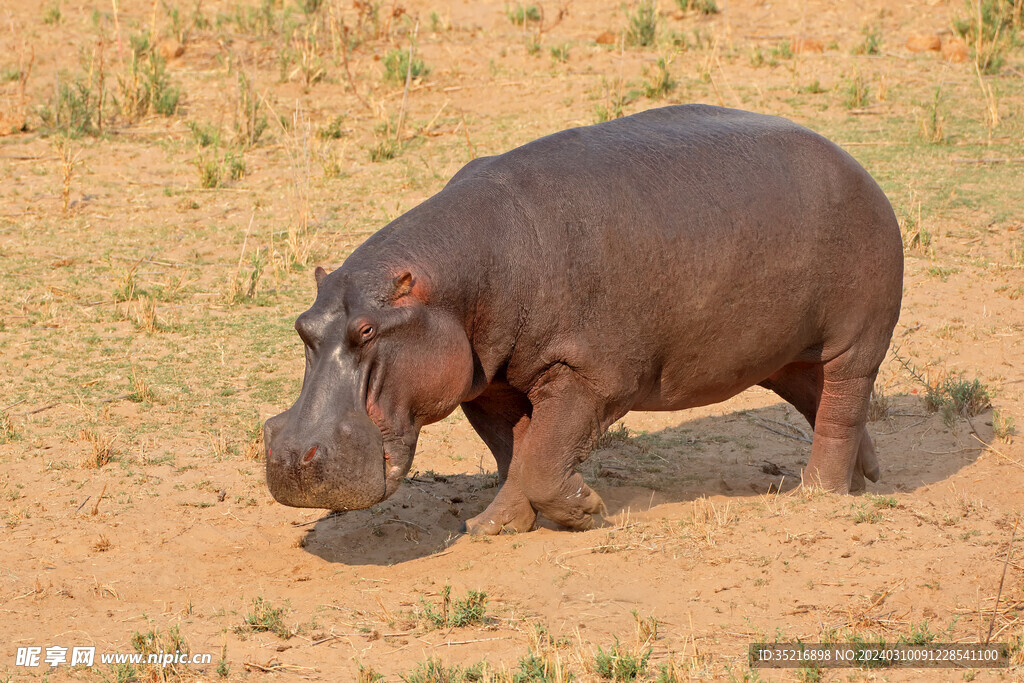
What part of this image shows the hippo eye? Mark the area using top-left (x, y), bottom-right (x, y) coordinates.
top-left (359, 324), bottom-right (375, 341)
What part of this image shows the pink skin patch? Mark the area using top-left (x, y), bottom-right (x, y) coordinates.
top-left (302, 445), bottom-right (317, 464)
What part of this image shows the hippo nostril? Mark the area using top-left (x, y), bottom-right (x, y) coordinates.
top-left (302, 445), bottom-right (317, 464)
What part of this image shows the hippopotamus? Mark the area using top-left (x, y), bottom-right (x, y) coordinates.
top-left (263, 104), bottom-right (903, 535)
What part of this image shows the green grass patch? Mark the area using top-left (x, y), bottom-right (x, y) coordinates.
top-left (625, 1), bottom-right (657, 48)
top-left (383, 48), bottom-right (429, 84)
top-left (592, 638), bottom-right (650, 681)
top-left (642, 57), bottom-right (676, 99)
top-left (237, 596), bottom-right (292, 639)
top-left (506, 3), bottom-right (541, 25)
top-left (853, 25), bottom-right (881, 55)
top-left (419, 585), bottom-right (489, 629)
top-left (852, 505), bottom-right (883, 524)
top-left (866, 494), bottom-right (898, 509)
top-left (401, 658), bottom-right (487, 682)
top-left (676, 0), bottom-right (719, 14)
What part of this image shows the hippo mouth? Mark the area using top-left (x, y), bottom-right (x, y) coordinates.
top-left (383, 450), bottom-right (403, 495)
top-left (376, 428), bottom-right (415, 499)
top-left (363, 365), bottom-right (414, 501)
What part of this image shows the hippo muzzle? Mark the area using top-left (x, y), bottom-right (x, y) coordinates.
top-left (263, 406), bottom-right (388, 511)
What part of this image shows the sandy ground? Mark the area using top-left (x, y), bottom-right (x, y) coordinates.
top-left (1, 0), bottom-right (1022, 680)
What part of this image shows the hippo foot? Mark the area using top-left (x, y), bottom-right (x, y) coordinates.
top-left (533, 485), bottom-right (607, 532)
top-left (463, 495), bottom-right (537, 536)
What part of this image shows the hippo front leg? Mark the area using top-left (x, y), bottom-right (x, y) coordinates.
top-left (461, 393), bottom-right (536, 535)
top-left (464, 371), bottom-right (608, 535)
top-left (461, 385), bottom-right (532, 485)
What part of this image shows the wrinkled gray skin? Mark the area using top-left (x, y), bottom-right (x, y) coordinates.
top-left (265, 105), bottom-right (903, 535)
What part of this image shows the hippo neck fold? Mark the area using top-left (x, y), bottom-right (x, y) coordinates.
top-left (342, 178), bottom-right (523, 393)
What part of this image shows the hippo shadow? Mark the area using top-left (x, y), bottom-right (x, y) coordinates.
top-left (300, 393), bottom-right (993, 566)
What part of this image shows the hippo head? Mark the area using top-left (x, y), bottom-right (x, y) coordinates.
top-left (263, 265), bottom-right (474, 511)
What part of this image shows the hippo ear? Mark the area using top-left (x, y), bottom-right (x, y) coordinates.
top-left (314, 266), bottom-right (329, 288)
top-left (391, 271), bottom-right (426, 303)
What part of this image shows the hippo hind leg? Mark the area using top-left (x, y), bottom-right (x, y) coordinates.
top-left (759, 362), bottom-right (880, 492)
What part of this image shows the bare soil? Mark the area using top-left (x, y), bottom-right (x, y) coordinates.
top-left (1, 0), bottom-right (1023, 680)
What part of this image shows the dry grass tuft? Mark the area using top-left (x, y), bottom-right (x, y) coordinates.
top-left (113, 261), bottom-right (140, 304)
top-left (512, 623), bottom-right (576, 683)
top-left (128, 366), bottom-right (155, 404)
top-left (79, 428), bottom-right (116, 469)
top-left (993, 409), bottom-right (1016, 443)
top-left (597, 422), bottom-right (631, 448)
top-left (685, 496), bottom-right (738, 546)
top-left (54, 135), bottom-right (81, 213)
top-left (868, 384), bottom-right (893, 422)
top-left (242, 419), bottom-right (265, 461)
top-left (133, 295), bottom-right (160, 333)
top-left (0, 411), bottom-right (18, 444)
top-left (210, 430), bottom-right (229, 460)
